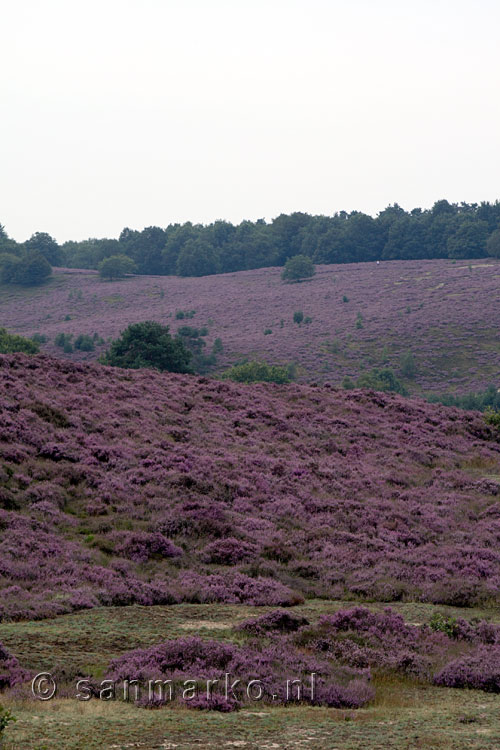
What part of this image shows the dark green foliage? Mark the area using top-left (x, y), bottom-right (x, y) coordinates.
top-left (263, 328), bottom-right (272, 335)
top-left (175, 326), bottom-right (217, 374)
top-left (212, 337), bottom-right (224, 355)
top-left (427, 385), bottom-right (500, 412)
top-left (281, 254), bottom-right (316, 282)
top-left (400, 351), bottom-right (417, 379)
top-left (342, 295), bottom-right (349, 303)
top-left (350, 368), bottom-right (408, 396)
top-left (55, 333), bottom-right (73, 350)
top-left (221, 360), bottom-right (295, 384)
top-left (25, 232), bottom-right (64, 265)
top-left (98, 254), bottom-right (137, 279)
top-left (8, 251), bottom-right (52, 285)
top-left (4, 200), bottom-right (500, 281)
top-left (355, 312), bottom-right (364, 329)
top-left (175, 309), bottom-right (196, 320)
top-left (0, 703), bottom-right (16, 733)
top-left (430, 613), bottom-right (459, 639)
top-left (102, 321), bottom-right (193, 373)
top-left (293, 310), bottom-right (304, 325)
top-left (486, 227), bottom-right (500, 258)
top-left (0, 328), bottom-right (39, 354)
top-left (484, 407), bottom-right (500, 430)
top-left (31, 333), bottom-right (48, 344)
top-left (74, 334), bottom-right (95, 352)
top-left (0, 252), bottom-right (21, 283)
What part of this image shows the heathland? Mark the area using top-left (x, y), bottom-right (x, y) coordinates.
top-left (1, 257), bottom-right (500, 396)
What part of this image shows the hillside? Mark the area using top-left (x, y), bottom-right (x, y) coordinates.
top-left (1, 352), bottom-right (499, 622)
top-left (1, 258), bottom-right (499, 395)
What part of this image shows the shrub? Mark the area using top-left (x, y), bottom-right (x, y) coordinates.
top-left (434, 650), bottom-right (500, 692)
top-left (200, 537), bottom-right (258, 565)
top-left (281, 254), bottom-right (315, 283)
top-left (74, 334), bottom-right (95, 352)
top-left (12, 251), bottom-right (52, 285)
top-left (31, 333), bottom-right (48, 344)
top-left (0, 703), bottom-right (16, 734)
top-left (400, 350), bottom-right (417, 379)
top-left (102, 321), bottom-right (193, 373)
top-left (355, 312), bottom-right (364, 329)
top-left (342, 295), bottom-right (349, 303)
top-left (212, 337), bottom-right (224, 355)
top-left (98, 255), bottom-right (137, 280)
top-left (221, 360), bottom-right (294, 385)
top-left (0, 328), bottom-right (39, 354)
top-left (355, 368), bottom-right (408, 396)
top-left (264, 328), bottom-right (273, 335)
top-left (293, 310), bottom-right (304, 325)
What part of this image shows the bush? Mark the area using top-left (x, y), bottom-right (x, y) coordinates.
top-left (8, 251), bottom-right (52, 285)
top-left (221, 360), bottom-right (294, 385)
top-left (355, 312), bottom-right (364, 329)
top-left (293, 310), bottom-right (304, 325)
top-left (102, 321), bottom-right (193, 373)
top-left (281, 254), bottom-right (315, 282)
top-left (0, 328), bottom-right (39, 354)
top-left (31, 333), bottom-right (48, 344)
top-left (0, 703), bottom-right (16, 734)
top-left (175, 309), bottom-right (196, 320)
top-left (98, 255), bottom-right (137, 280)
top-left (264, 328), bottom-right (273, 335)
top-left (342, 295), bottom-right (349, 303)
top-left (55, 332), bottom-right (73, 353)
top-left (74, 334), bottom-right (95, 352)
top-left (354, 368), bottom-right (408, 396)
top-left (400, 350), bottom-right (417, 379)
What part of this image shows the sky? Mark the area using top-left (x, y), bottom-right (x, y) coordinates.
top-left (1, 0), bottom-right (500, 243)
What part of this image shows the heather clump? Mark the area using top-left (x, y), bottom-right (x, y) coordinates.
top-left (434, 649), bottom-right (500, 692)
top-left (106, 636), bottom-right (373, 708)
top-left (0, 641), bottom-right (29, 689)
top-left (200, 537), bottom-right (258, 565)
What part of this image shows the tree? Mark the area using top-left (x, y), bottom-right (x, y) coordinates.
top-left (486, 227), bottom-right (500, 258)
top-left (25, 232), bottom-right (64, 265)
top-left (281, 254), bottom-right (315, 282)
top-left (98, 255), bottom-right (137, 280)
top-left (102, 321), bottom-right (193, 373)
top-left (0, 253), bottom-right (21, 283)
top-left (447, 218), bottom-right (489, 259)
top-left (12, 251), bottom-right (52, 285)
top-left (176, 238), bottom-right (219, 277)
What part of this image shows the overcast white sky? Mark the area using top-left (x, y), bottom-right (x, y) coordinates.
top-left (1, 0), bottom-right (500, 243)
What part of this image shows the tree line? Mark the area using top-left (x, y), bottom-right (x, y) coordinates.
top-left (2, 199), bottom-right (500, 284)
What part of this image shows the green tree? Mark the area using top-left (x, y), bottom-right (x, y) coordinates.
top-left (486, 227), bottom-right (500, 258)
top-left (102, 321), bottom-right (192, 373)
top-left (12, 251), bottom-right (52, 285)
top-left (98, 254), bottom-right (137, 279)
top-left (281, 254), bottom-right (315, 282)
top-left (25, 231), bottom-right (64, 265)
top-left (0, 252), bottom-right (21, 283)
top-left (447, 218), bottom-right (489, 259)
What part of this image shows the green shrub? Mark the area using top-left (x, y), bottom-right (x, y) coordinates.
top-left (0, 328), bottom-right (39, 354)
top-left (355, 312), bottom-right (364, 329)
top-left (55, 332), bottom-right (73, 349)
top-left (102, 321), bottom-right (192, 373)
top-left (429, 613), bottom-right (459, 639)
top-left (400, 350), bottom-right (417, 379)
top-left (74, 334), bottom-right (95, 352)
top-left (281, 254), bottom-right (315, 282)
top-left (98, 254), bottom-right (137, 280)
top-left (485, 407), bottom-right (500, 430)
top-left (0, 703), bottom-right (16, 734)
top-left (353, 368), bottom-right (408, 396)
top-left (293, 310), bottom-right (304, 325)
top-left (31, 333), bottom-right (48, 344)
top-left (342, 295), bottom-right (349, 303)
top-left (264, 328), bottom-right (273, 335)
top-left (304, 316), bottom-right (312, 324)
top-left (222, 360), bottom-right (295, 385)
top-left (212, 337), bottom-right (224, 355)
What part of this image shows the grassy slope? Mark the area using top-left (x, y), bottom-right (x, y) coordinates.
top-left (1, 258), bottom-right (499, 394)
top-left (2, 602), bottom-right (500, 750)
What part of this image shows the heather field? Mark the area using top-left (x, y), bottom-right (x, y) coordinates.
top-left (1, 257), bottom-right (500, 394)
top-left (1, 353), bottom-right (500, 746)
